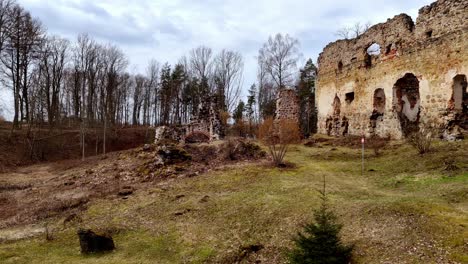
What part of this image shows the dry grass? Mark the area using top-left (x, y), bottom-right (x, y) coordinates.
top-left (0, 138), bottom-right (466, 263)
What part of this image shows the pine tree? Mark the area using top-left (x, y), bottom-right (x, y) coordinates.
top-left (289, 177), bottom-right (353, 264)
top-left (296, 59), bottom-right (318, 137)
top-left (233, 100), bottom-right (245, 122)
top-left (246, 84), bottom-right (257, 123)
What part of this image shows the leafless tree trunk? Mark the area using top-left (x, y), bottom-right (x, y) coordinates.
top-left (336, 22), bottom-right (372, 39)
top-left (74, 34), bottom-right (93, 161)
top-left (213, 49), bottom-right (243, 113)
top-left (258, 33), bottom-right (301, 90)
top-left (0, 0), bottom-right (14, 56)
top-left (38, 36), bottom-right (69, 127)
top-left (146, 59), bottom-right (159, 126)
top-left (189, 46), bottom-right (213, 81)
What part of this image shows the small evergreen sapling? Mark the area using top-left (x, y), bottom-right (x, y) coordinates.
top-left (289, 177), bottom-right (353, 264)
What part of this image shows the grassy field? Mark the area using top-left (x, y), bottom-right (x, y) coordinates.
top-left (0, 139), bottom-right (467, 263)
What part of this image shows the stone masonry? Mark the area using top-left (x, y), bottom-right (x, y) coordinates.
top-left (316, 0), bottom-right (468, 139)
top-left (275, 88), bottom-right (300, 124)
top-left (186, 95), bottom-right (223, 141)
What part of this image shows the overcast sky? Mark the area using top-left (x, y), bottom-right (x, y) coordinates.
top-left (1, 0), bottom-right (434, 119)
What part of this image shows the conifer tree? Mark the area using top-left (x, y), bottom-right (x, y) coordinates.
top-left (289, 177), bottom-right (353, 264)
top-left (296, 59), bottom-right (318, 137)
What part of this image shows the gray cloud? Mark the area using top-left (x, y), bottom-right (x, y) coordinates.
top-left (13, 0), bottom-right (435, 102)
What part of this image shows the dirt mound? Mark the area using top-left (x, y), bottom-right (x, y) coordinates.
top-left (185, 131), bottom-right (210, 143)
top-left (183, 138), bottom-right (266, 163)
top-left (220, 138), bottom-right (266, 161)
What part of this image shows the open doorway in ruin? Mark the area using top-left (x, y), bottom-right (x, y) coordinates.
top-left (370, 88), bottom-right (386, 134)
top-left (326, 95), bottom-right (342, 135)
top-left (446, 75), bottom-right (468, 136)
top-left (333, 95), bottom-right (341, 116)
top-left (393, 73), bottom-right (420, 136)
top-left (450, 74), bottom-right (467, 113)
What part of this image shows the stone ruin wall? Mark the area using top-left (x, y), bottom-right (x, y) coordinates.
top-left (275, 89), bottom-right (300, 124)
top-left (316, 0), bottom-right (468, 139)
top-left (155, 95), bottom-right (223, 144)
top-left (186, 95), bottom-right (223, 141)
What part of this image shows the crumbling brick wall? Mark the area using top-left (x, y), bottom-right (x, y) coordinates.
top-left (316, 0), bottom-right (468, 139)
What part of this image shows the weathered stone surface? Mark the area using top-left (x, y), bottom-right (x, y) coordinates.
top-left (184, 131), bottom-right (210, 143)
top-left (316, 0), bottom-right (468, 139)
top-left (157, 144), bottom-right (192, 165)
top-left (186, 95), bottom-right (223, 141)
top-left (154, 126), bottom-right (186, 144)
top-left (275, 88), bottom-right (300, 124)
top-left (77, 229), bottom-right (115, 254)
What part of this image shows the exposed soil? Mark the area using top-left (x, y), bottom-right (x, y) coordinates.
top-left (0, 139), bottom-right (265, 235)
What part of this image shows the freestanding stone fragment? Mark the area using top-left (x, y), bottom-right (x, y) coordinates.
top-left (275, 88), bottom-right (300, 124)
top-left (77, 229), bottom-right (115, 254)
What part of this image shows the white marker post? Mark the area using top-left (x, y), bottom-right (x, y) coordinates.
top-left (361, 135), bottom-right (365, 176)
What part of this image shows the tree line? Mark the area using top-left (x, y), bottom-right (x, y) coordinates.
top-left (0, 0), bottom-right (318, 138)
top-left (0, 0), bottom-right (244, 131)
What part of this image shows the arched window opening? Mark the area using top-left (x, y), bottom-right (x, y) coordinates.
top-left (365, 43), bottom-right (380, 69)
top-left (333, 95), bottom-right (341, 116)
top-left (373, 88), bottom-right (386, 114)
top-left (385, 44), bottom-right (392, 55)
top-left (450, 74), bottom-right (467, 112)
top-left (370, 88), bottom-right (386, 134)
top-left (367, 43), bottom-right (381, 56)
top-left (345, 92), bottom-right (354, 104)
top-left (425, 30), bottom-right (433, 38)
top-left (338, 61), bottom-right (343, 73)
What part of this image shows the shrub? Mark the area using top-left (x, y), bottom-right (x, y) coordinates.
top-left (232, 119), bottom-right (248, 137)
top-left (258, 117), bottom-right (301, 167)
top-left (407, 126), bottom-right (433, 155)
top-left (221, 138), bottom-right (266, 161)
top-left (289, 177), bottom-right (353, 264)
top-left (368, 135), bottom-right (389, 157)
top-left (185, 131), bottom-right (210, 144)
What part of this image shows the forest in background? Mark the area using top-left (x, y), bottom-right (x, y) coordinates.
top-left (0, 0), bottom-right (318, 164)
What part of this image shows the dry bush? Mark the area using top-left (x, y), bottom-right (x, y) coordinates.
top-left (258, 117), bottom-right (301, 166)
top-left (368, 135), bottom-right (390, 156)
top-left (183, 144), bottom-right (218, 163)
top-left (247, 122), bottom-right (259, 139)
top-left (222, 138), bottom-right (266, 161)
top-left (185, 131), bottom-right (210, 143)
top-left (220, 110), bottom-right (230, 127)
top-left (408, 126), bottom-right (433, 155)
top-left (232, 120), bottom-right (247, 137)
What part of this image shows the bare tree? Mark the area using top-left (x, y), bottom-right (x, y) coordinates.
top-left (0, 0), bottom-right (14, 55)
top-left (146, 59), bottom-right (159, 126)
top-left (256, 52), bottom-right (276, 119)
top-left (132, 74), bottom-right (145, 125)
top-left (336, 22), bottom-right (372, 39)
top-left (258, 33), bottom-right (301, 89)
top-left (189, 46), bottom-right (213, 81)
top-left (100, 44), bottom-right (127, 154)
top-left (0, 4), bottom-right (43, 128)
top-left (37, 36), bottom-right (69, 127)
top-left (73, 33), bottom-right (93, 160)
top-left (213, 49), bottom-right (243, 113)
